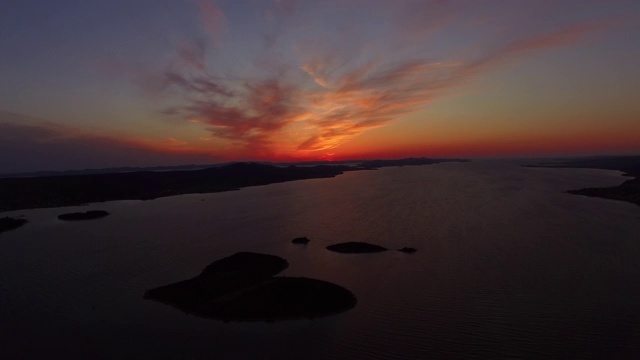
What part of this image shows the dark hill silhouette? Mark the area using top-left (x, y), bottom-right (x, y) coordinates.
top-left (0, 163), bottom-right (349, 212)
top-left (0, 158), bottom-right (464, 212)
top-left (358, 157), bottom-right (468, 169)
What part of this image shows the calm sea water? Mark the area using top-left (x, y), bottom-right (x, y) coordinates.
top-left (1, 160), bottom-right (639, 359)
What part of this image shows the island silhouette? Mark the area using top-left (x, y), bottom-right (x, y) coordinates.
top-left (144, 252), bottom-right (356, 321)
top-left (291, 236), bottom-right (311, 244)
top-left (398, 247), bottom-right (418, 253)
top-left (58, 210), bottom-right (110, 221)
top-left (326, 242), bottom-right (389, 253)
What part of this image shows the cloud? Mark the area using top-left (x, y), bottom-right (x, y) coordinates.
top-left (198, 0), bottom-right (227, 47)
top-left (0, 112), bottom-right (219, 174)
top-left (156, 1), bottom-right (625, 158)
top-left (163, 74), bottom-right (309, 157)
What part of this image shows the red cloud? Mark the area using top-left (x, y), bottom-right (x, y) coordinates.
top-left (198, 0), bottom-right (226, 47)
top-left (158, 1), bottom-right (626, 158)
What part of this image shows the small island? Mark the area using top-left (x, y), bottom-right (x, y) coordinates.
top-left (291, 237), bottom-right (310, 244)
top-left (326, 242), bottom-right (388, 253)
top-left (398, 247), bottom-right (417, 253)
top-left (58, 210), bottom-right (110, 221)
top-left (144, 252), bottom-right (356, 321)
top-left (0, 216), bottom-right (28, 234)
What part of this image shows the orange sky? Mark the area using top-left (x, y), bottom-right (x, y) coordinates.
top-left (1, 1), bottom-right (639, 172)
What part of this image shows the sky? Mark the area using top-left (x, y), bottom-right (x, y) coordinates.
top-left (1, 0), bottom-right (639, 173)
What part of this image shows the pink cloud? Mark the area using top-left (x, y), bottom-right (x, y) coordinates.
top-left (156, 1), bottom-right (626, 158)
top-left (198, 0), bottom-right (226, 47)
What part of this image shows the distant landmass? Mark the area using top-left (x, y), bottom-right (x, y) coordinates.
top-left (0, 163), bottom-right (226, 179)
top-left (0, 157), bottom-right (465, 212)
top-left (529, 156), bottom-right (640, 207)
top-left (0, 157), bottom-right (466, 179)
top-left (356, 157), bottom-right (467, 169)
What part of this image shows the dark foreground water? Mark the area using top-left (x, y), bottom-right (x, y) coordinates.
top-left (1, 161), bottom-right (639, 359)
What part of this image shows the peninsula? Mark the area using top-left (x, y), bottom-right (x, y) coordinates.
top-left (0, 158), bottom-right (464, 212)
top-left (529, 156), bottom-right (640, 207)
top-left (0, 217), bottom-right (28, 234)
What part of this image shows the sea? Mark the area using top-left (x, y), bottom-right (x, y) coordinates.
top-left (1, 160), bottom-right (639, 359)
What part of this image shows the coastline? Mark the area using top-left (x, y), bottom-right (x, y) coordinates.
top-left (527, 156), bottom-right (640, 207)
top-left (0, 158), bottom-right (465, 213)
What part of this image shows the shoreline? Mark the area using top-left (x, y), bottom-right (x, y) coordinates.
top-left (527, 156), bottom-right (640, 207)
top-left (0, 158), bottom-right (465, 213)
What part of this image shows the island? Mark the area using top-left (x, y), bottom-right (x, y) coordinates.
top-left (529, 156), bottom-right (640, 207)
top-left (0, 216), bottom-right (28, 234)
top-left (0, 158), bottom-right (466, 212)
top-left (58, 210), bottom-right (110, 221)
top-left (144, 252), bottom-right (357, 321)
top-left (291, 237), bottom-right (310, 244)
top-left (326, 242), bottom-right (388, 253)
top-left (398, 247), bottom-right (418, 253)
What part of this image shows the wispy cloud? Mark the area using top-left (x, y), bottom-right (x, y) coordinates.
top-left (157, 1), bottom-right (625, 158)
top-left (198, 0), bottom-right (227, 47)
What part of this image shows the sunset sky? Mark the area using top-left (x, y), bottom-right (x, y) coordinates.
top-left (1, 0), bottom-right (639, 172)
